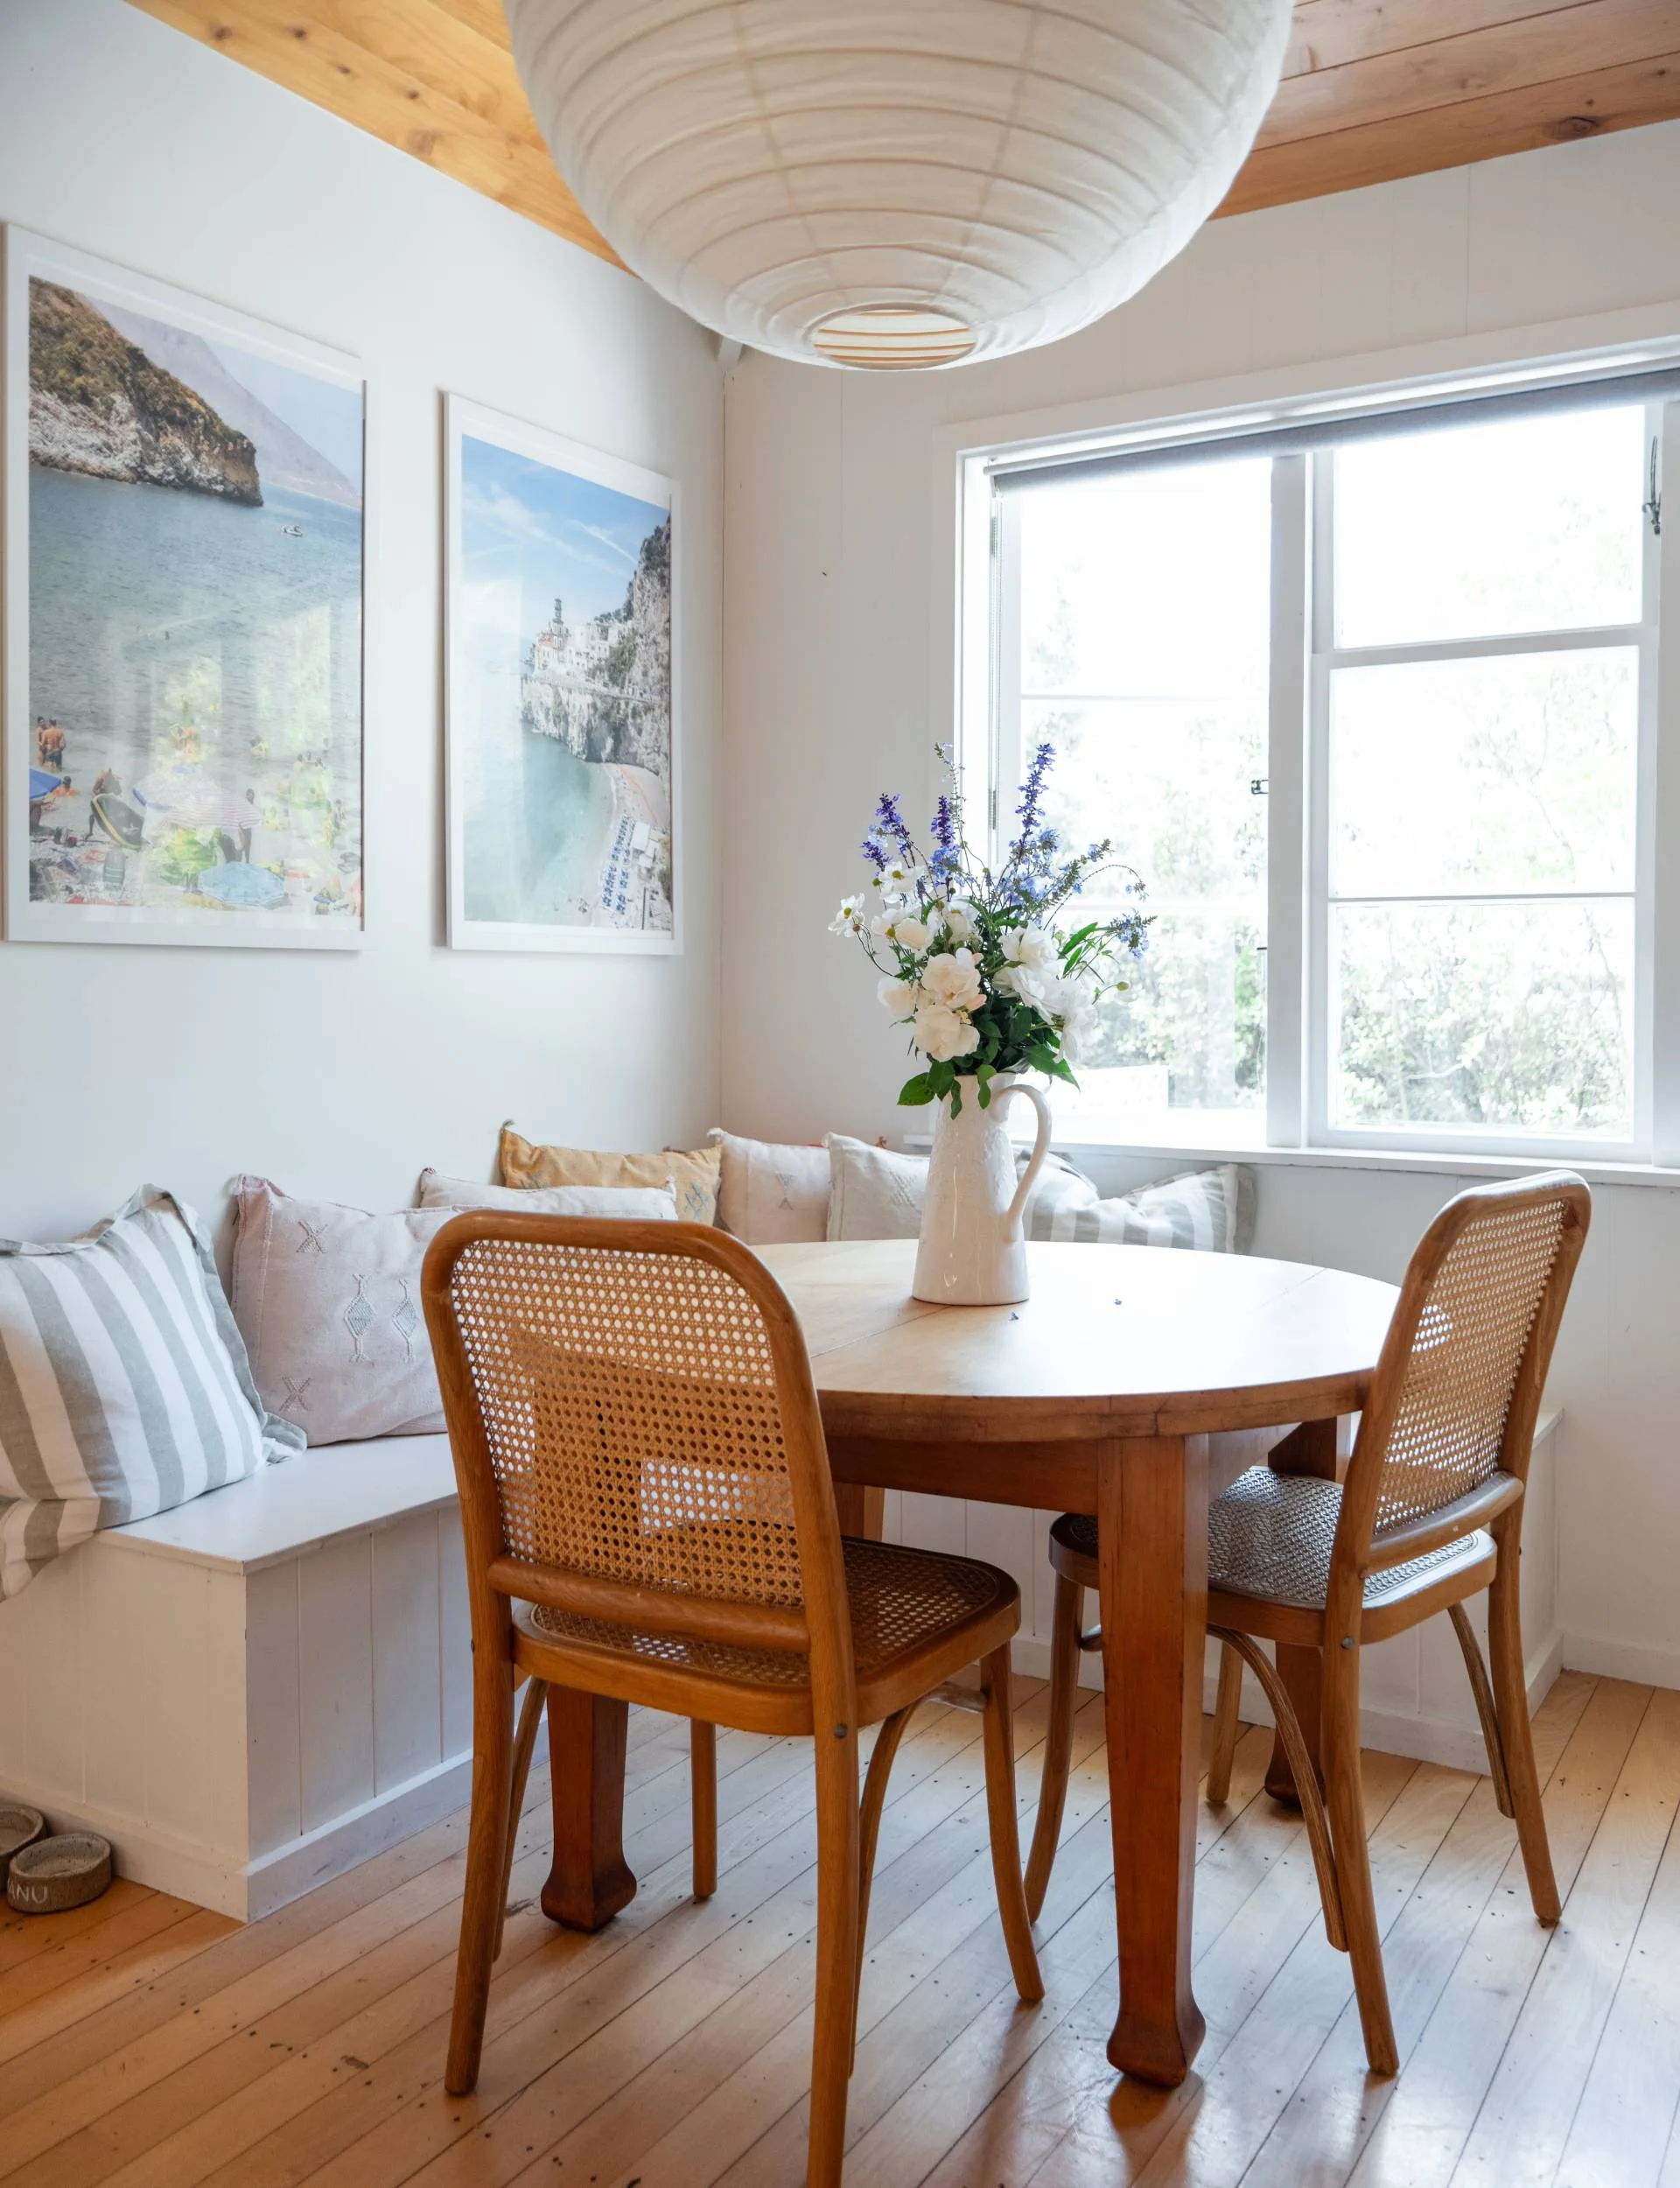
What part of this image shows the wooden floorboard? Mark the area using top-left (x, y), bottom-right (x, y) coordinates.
top-left (4, 1673), bottom-right (1680, 2187)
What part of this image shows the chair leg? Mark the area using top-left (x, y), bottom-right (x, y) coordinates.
top-left (494, 1676), bottom-right (548, 1960)
top-left (808, 1723), bottom-right (861, 2188)
top-left (1488, 1525), bottom-right (1561, 1925)
top-left (854, 1705), bottom-right (914, 2065)
top-left (1321, 1638), bottom-right (1398, 2077)
top-left (690, 1721), bottom-right (718, 1900)
top-left (446, 1656), bottom-right (516, 2096)
top-left (980, 1644), bottom-right (1046, 2003)
top-left (1206, 1639), bottom-right (1245, 1806)
top-left (1025, 1569), bottom-right (1082, 1920)
top-left (1447, 1602), bottom-right (1514, 1818)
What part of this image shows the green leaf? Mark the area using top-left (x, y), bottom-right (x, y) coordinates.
top-left (898, 1072), bottom-right (935, 1106)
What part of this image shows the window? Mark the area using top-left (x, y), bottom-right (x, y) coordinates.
top-left (982, 378), bottom-right (1671, 1161)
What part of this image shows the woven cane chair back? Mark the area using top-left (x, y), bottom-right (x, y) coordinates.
top-left (423, 1217), bottom-right (848, 1673)
top-left (1345, 1173), bottom-right (1589, 1565)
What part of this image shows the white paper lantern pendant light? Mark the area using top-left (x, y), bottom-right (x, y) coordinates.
top-left (506, 1), bottom-right (1292, 371)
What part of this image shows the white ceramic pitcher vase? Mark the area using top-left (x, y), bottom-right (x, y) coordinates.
top-left (912, 1073), bottom-right (1054, 1306)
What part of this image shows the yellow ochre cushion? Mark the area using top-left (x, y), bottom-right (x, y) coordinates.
top-left (498, 1125), bottom-right (722, 1226)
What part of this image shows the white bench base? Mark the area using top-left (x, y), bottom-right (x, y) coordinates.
top-left (0, 1437), bottom-right (472, 1921)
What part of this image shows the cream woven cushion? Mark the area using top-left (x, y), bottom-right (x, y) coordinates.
top-left (416, 1171), bottom-right (676, 1218)
top-left (1207, 1467), bottom-right (1494, 1611)
top-left (705, 1129), bottom-right (830, 1245)
top-left (499, 1126), bottom-right (721, 1226)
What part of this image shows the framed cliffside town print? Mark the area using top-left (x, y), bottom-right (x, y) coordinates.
top-left (3, 228), bottom-right (366, 948)
top-left (444, 394), bottom-right (678, 953)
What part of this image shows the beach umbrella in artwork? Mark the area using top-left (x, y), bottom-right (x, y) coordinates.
top-left (29, 768), bottom-right (60, 800)
top-left (194, 863), bottom-right (288, 909)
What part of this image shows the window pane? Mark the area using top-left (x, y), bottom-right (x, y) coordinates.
top-left (1019, 458), bottom-right (1270, 697)
top-left (1054, 907), bottom-right (1265, 1136)
top-left (1025, 688), bottom-right (1267, 1125)
top-left (1334, 407), bottom-right (1645, 649)
top-left (1014, 457), bottom-right (1272, 1128)
top-left (1330, 900), bottom-right (1633, 1138)
top-left (1330, 648), bottom-right (1638, 896)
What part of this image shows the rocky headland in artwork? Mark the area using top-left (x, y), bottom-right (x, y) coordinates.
top-left (28, 280), bottom-right (262, 504)
top-left (520, 515), bottom-right (672, 776)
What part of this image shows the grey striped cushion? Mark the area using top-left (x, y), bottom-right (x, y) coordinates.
top-left (0, 1186), bottom-right (303, 1599)
top-left (1023, 1159), bottom-right (1254, 1252)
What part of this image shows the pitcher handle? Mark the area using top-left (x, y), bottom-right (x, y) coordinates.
top-left (996, 1079), bottom-right (1053, 1244)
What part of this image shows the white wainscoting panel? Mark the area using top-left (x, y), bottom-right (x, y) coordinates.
top-left (0, 1437), bottom-right (472, 1919)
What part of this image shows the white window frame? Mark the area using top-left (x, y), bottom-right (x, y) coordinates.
top-left (963, 371), bottom-right (1680, 1170)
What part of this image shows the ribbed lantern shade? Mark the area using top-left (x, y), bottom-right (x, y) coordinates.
top-left (505, 1), bottom-right (1292, 370)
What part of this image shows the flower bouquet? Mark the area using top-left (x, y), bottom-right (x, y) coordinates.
top-left (831, 741), bottom-right (1151, 1115)
top-left (830, 742), bottom-right (1150, 1303)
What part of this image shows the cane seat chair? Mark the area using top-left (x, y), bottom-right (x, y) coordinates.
top-left (1022, 1173), bottom-right (1590, 2076)
top-left (423, 1213), bottom-right (1042, 2188)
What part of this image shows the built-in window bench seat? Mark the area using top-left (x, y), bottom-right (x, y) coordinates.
top-left (0, 1438), bottom-right (472, 1920)
top-left (0, 1412), bottom-right (1562, 1922)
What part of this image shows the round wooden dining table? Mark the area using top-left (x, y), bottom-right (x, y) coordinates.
top-left (538, 1237), bottom-right (1400, 2089)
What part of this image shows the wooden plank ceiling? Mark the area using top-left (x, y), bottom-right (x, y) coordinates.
top-left (130, 0), bottom-right (1680, 265)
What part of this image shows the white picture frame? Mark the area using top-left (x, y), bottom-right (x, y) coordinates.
top-left (444, 393), bottom-right (680, 954)
top-left (3, 226), bottom-right (368, 950)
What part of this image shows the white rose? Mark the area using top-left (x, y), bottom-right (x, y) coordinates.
top-left (920, 947), bottom-right (984, 1013)
top-left (829, 894), bottom-right (864, 936)
top-left (1002, 924), bottom-right (1057, 974)
top-left (877, 976), bottom-right (917, 1019)
top-left (913, 1002), bottom-right (981, 1062)
top-left (940, 899), bottom-right (979, 945)
top-left (889, 915), bottom-right (931, 951)
top-left (1041, 976), bottom-right (1098, 1062)
top-left (992, 963), bottom-right (1041, 1003)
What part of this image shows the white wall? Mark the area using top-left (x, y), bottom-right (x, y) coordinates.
top-left (723, 125), bottom-right (1680, 1694)
top-left (0, 0), bottom-right (724, 1244)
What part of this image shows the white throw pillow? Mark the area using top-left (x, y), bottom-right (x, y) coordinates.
top-left (823, 1134), bottom-right (1252, 1253)
top-left (230, 1179), bottom-right (453, 1446)
top-left (416, 1170), bottom-right (677, 1219)
top-left (823, 1135), bottom-right (927, 1241)
top-left (0, 1186), bottom-right (300, 1600)
top-left (706, 1130), bottom-right (831, 1244)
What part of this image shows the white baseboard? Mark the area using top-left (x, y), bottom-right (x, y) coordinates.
top-left (2, 1751), bottom-right (472, 1921)
top-left (1010, 1627), bottom-right (1564, 1779)
top-left (242, 1755), bottom-right (473, 1919)
top-left (1562, 1630), bottom-right (1680, 1689)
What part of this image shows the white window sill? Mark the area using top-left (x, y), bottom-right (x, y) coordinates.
top-left (1052, 1135), bottom-right (1680, 1190)
top-left (903, 1126), bottom-right (1680, 1189)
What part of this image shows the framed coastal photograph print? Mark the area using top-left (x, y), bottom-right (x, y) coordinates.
top-left (444, 394), bottom-right (677, 952)
top-left (3, 228), bottom-right (366, 948)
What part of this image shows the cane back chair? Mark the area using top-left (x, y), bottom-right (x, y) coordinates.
top-left (1023, 1172), bottom-right (1590, 2076)
top-left (422, 1213), bottom-right (1041, 2187)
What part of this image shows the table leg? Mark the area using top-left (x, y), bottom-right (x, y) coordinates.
top-left (833, 1481), bottom-right (886, 1539)
top-left (541, 1686), bottom-right (636, 1932)
top-left (1099, 1432), bottom-right (1208, 2087)
top-left (1264, 1417), bottom-right (1338, 1805)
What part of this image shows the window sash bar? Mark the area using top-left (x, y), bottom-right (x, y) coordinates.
top-left (1327, 890), bottom-right (1637, 906)
top-left (1322, 623), bottom-right (1644, 670)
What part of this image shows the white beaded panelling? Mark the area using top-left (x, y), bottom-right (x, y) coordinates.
top-left (506, 0), bottom-right (1292, 368)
